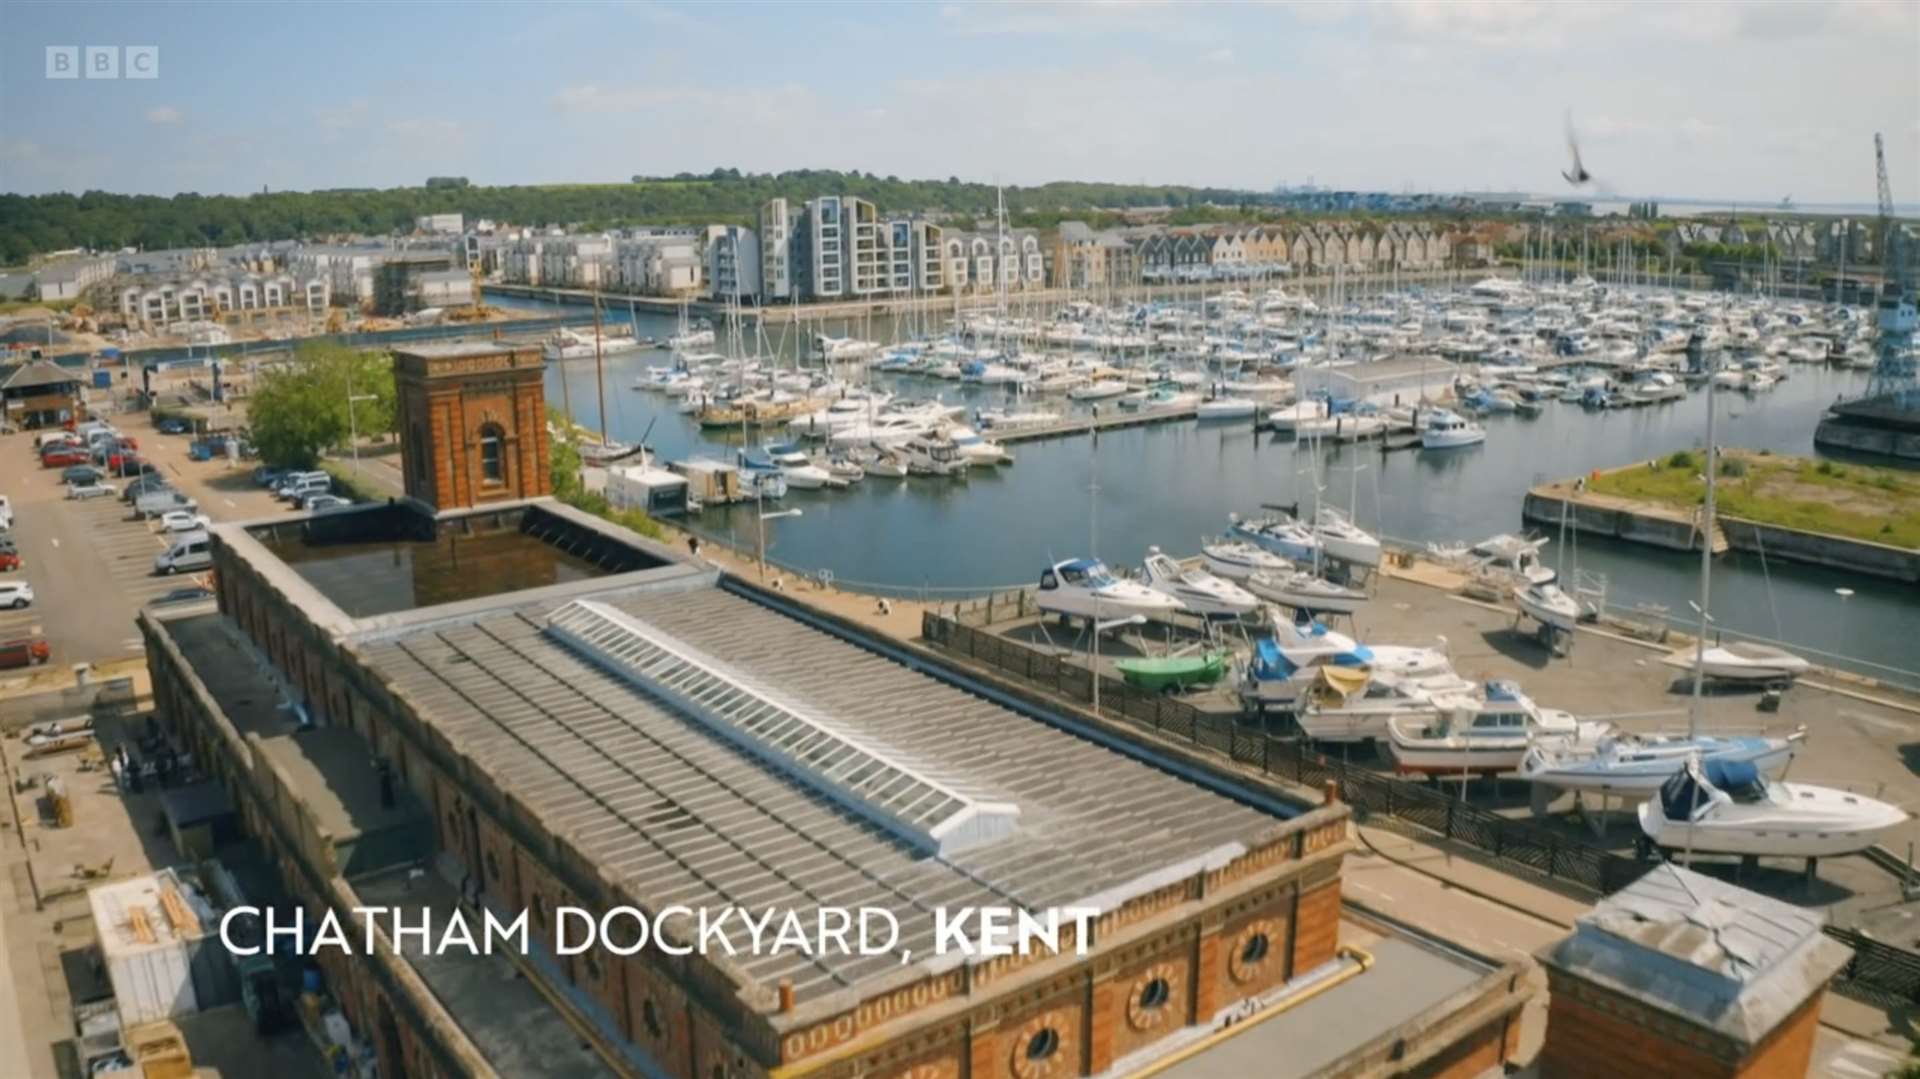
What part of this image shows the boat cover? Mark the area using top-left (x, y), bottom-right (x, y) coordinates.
top-left (1659, 758), bottom-right (1763, 820)
top-left (1317, 666), bottom-right (1371, 699)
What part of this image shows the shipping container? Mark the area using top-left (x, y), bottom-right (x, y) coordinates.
top-left (88, 868), bottom-right (237, 1029)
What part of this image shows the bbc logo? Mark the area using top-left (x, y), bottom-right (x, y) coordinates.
top-left (46, 46), bottom-right (160, 79)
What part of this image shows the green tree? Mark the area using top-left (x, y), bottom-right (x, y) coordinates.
top-left (549, 438), bottom-right (583, 500)
top-left (246, 341), bottom-right (395, 467)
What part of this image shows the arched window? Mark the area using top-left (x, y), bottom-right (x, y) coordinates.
top-left (479, 424), bottom-right (505, 484)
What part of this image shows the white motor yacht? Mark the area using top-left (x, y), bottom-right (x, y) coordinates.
top-left (1386, 683), bottom-right (1591, 776)
top-left (1698, 642), bottom-right (1811, 683)
top-left (1637, 758), bottom-right (1907, 858)
top-left (762, 443), bottom-right (838, 489)
top-left (1195, 397), bottom-right (1258, 421)
top-left (1313, 507), bottom-right (1382, 568)
top-left (1200, 538), bottom-right (1292, 580)
top-left (1421, 410), bottom-right (1486, 449)
top-left (1513, 581), bottom-right (1581, 632)
top-left (945, 425), bottom-right (1012, 466)
top-left (1067, 379), bottom-right (1131, 401)
top-left (1241, 613), bottom-right (1453, 707)
top-left (1266, 399), bottom-right (1328, 434)
top-left (1228, 513), bottom-right (1323, 563)
top-left (1293, 667), bottom-right (1476, 745)
top-left (1035, 559), bottom-right (1185, 622)
top-left (899, 432), bottom-right (970, 477)
top-left (1140, 548), bottom-right (1259, 618)
top-left (1430, 533), bottom-right (1555, 586)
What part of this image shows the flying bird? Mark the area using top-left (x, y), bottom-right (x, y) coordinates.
top-left (1562, 112), bottom-right (1592, 187)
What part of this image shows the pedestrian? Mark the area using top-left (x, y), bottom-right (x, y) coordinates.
top-left (687, 535), bottom-right (701, 561)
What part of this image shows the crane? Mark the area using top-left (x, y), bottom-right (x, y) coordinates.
top-left (1867, 132), bottom-right (1917, 407)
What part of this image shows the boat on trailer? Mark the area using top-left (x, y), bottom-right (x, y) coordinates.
top-left (1637, 757), bottom-right (1907, 858)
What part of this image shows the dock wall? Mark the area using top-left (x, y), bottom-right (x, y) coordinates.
top-left (1814, 415), bottom-right (1920, 463)
top-left (1523, 487), bottom-right (1920, 583)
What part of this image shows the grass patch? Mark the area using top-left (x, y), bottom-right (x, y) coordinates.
top-left (1589, 451), bottom-right (1920, 548)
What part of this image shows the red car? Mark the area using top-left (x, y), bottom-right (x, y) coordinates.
top-left (41, 446), bottom-right (89, 468)
top-left (0, 551), bottom-right (19, 572)
top-left (0, 637), bottom-right (50, 670)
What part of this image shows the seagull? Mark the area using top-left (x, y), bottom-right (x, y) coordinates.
top-left (1562, 113), bottom-right (1592, 187)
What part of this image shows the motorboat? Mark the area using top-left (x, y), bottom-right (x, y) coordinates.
top-left (1228, 512), bottom-right (1322, 563)
top-left (815, 334), bottom-right (880, 362)
top-left (1200, 538), bottom-right (1292, 580)
top-left (1293, 666), bottom-right (1476, 745)
top-left (735, 450), bottom-right (791, 499)
top-left (1637, 758), bottom-right (1907, 857)
top-left (1035, 559), bottom-right (1185, 622)
top-left (1312, 507), bottom-right (1382, 568)
top-left (1195, 397), bottom-right (1258, 421)
top-left (899, 432), bottom-right (970, 478)
top-left (1513, 581), bottom-right (1581, 632)
top-left (977, 408), bottom-right (1060, 430)
top-left (1421, 410), bottom-right (1486, 449)
top-left (1067, 379), bottom-right (1130, 401)
top-left (946, 425), bottom-right (1012, 466)
top-left (1430, 533), bottom-right (1555, 586)
top-left (1266, 399), bottom-right (1328, 434)
top-left (1139, 547), bottom-right (1259, 618)
top-left (762, 442), bottom-right (838, 490)
top-left (1244, 569), bottom-right (1367, 615)
top-left (545, 327), bottom-right (647, 362)
top-left (862, 450), bottom-right (908, 478)
top-left (1386, 683), bottom-right (1591, 776)
top-left (1240, 612), bottom-right (1453, 707)
top-left (1698, 642), bottom-right (1811, 683)
top-left (1519, 728), bottom-right (1804, 796)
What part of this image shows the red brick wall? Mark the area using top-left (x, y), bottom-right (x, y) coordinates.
top-left (1540, 986), bottom-right (1734, 1078)
top-left (1290, 880), bottom-right (1343, 975)
top-left (624, 955), bottom-right (695, 1079)
top-left (1097, 947), bottom-right (1196, 1067)
top-left (1409, 1013), bottom-right (1514, 1078)
top-left (393, 348), bottom-right (550, 510)
top-left (971, 990), bottom-right (1085, 1079)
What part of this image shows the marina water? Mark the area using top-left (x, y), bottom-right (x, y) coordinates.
top-left (494, 292), bottom-right (1917, 685)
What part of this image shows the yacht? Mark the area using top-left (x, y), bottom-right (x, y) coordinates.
top-left (762, 442), bottom-right (838, 490)
top-left (977, 408), bottom-right (1060, 430)
top-left (1293, 667), bottom-right (1476, 745)
top-left (1228, 513), bottom-right (1323, 563)
top-left (1513, 581), bottom-right (1581, 632)
top-left (1195, 397), bottom-right (1259, 421)
top-left (1432, 533), bottom-right (1556, 587)
top-left (667, 325), bottom-right (716, 350)
top-left (545, 327), bottom-right (646, 362)
top-left (1035, 559), bottom-right (1185, 622)
top-left (946, 425), bottom-right (1012, 466)
top-left (1240, 613), bottom-right (1453, 707)
top-left (1067, 379), bottom-right (1130, 401)
top-left (815, 334), bottom-right (881, 362)
top-left (1266, 399), bottom-right (1329, 434)
top-left (1698, 642), bottom-right (1811, 683)
top-left (1313, 507), bottom-right (1382, 568)
top-left (1244, 569), bottom-right (1367, 614)
top-left (1519, 728), bottom-right (1804, 796)
top-left (1139, 548), bottom-right (1259, 618)
top-left (1637, 758), bottom-right (1907, 858)
top-left (1200, 538), bottom-right (1292, 580)
top-left (1421, 410), bottom-right (1486, 449)
top-left (1385, 683), bottom-right (1590, 776)
top-left (899, 432), bottom-right (970, 478)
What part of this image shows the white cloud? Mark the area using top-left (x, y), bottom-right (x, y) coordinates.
top-left (146, 105), bottom-right (183, 126)
top-left (939, 0), bottom-right (1180, 37)
top-left (314, 98), bottom-right (370, 131)
top-left (385, 117), bottom-right (463, 144)
top-left (1205, 47), bottom-right (1235, 65)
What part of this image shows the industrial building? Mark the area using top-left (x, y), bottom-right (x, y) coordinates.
top-left (138, 342), bottom-right (1535, 1078)
top-left (1291, 354), bottom-right (1459, 408)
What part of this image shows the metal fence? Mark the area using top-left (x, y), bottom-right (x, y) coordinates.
top-left (923, 609), bottom-right (1920, 1007)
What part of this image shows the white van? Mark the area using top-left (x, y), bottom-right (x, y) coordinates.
top-left (281, 475), bottom-right (332, 504)
top-left (152, 533), bottom-right (212, 575)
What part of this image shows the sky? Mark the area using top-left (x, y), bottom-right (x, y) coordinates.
top-left (3, 0), bottom-right (1918, 205)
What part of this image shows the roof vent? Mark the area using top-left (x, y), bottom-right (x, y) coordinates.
top-left (545, 599), bottom-right (1019, 856)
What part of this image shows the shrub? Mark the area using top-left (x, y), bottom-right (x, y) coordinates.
top-left (1667, 450), bottom-right (1696, 470)
top-left (1718, 458), bottom-right (1748, 478)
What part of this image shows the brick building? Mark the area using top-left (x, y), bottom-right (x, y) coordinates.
top-left (393, 343), bottom-right (552, 510)
top-left (136, 355), bottom-right (1532, 1078)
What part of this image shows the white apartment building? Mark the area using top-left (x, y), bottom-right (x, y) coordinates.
top-left (117, 272), bottom-right (329, 326)
top-left (33, 253), bottom-right (117, 301)
top-left (704, 225), bottom-right (762, 303)
top-left (807, 195), bottom-right (847, 299)
top-left (758, 199), bottom-right (794, 301)
top-left (613, 235), bottom-right (702, 296)
top-left (943, 230), bottom-right (1045, 293)
top-left (910, 220), bottom-right (944, 293)
top-left (288, 245), bottom-right (393, 305)
top-left (414, 213), bottom-right (465, 234)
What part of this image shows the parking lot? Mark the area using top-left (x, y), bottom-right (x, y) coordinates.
top-left (1, 409), bottom-right (289, 670)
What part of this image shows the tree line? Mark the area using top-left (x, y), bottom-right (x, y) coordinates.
top-left (0, 169), bottom-right (1269, 264)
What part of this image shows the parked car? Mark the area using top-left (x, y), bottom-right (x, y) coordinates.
top-left (41, 446), bottom-right (89, 468)
top-left (121, 475), bottom-right (173, 502)
top-left (0, 581), bottom-right (33, 609)
top-left (134, 489), bottom-right (197, 517)
top-left (66, 480), bottom-right (118, 500)
top-left (0, 549), bottom-right (18, 573)
top-left (0, 494), bottom-right (10, 530)
top-left (60, 465), bottom-right (103, 486)
top-left (300, 493), bottom-right (352, 513)
top-left (155, 417), bottom-right (192, 435)
top-left (252, 466), bottom-right (288, 488)
top-left (159, 510), bottom-right (213, 533)
top-left (0, 636), bottom-right (50, 670)
top-left (150, 586), bottom-right (214, 605)
top-left (280, 475), bottom-right (332, 503)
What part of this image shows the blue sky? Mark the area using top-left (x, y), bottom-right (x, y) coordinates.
top-left (4, 1), bottom-right (1917, 204)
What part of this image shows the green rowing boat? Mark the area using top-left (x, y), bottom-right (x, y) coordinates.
top-left (1114, 650), bottom-right (1227, 691)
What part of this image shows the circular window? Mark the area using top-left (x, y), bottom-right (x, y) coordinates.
top-left (1025, 1028), bottom-right (1059, 1061)
top-left (643, 999), bottom-right (663, 1040)
top-left (1126, 965), bottom-right (1179, 1031)
top-left (1229, 921), bottom-right (1278, 984)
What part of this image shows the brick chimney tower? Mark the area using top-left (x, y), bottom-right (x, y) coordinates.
top-left (391, 343), bottom-right (550, 510)
top-left (1535, 863), bottom-right (1852, 1078)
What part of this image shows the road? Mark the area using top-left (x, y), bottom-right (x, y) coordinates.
top-left (1, 410), bottom-right (287, 669)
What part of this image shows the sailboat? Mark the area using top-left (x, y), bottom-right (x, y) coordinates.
top-left (1200, 537), bottom-right (1292, 580)
top-left (1525, 380), bottom-right (1810, 804)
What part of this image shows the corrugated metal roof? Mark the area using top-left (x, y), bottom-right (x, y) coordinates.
top-left (355, 583), bottom-right (1283, 994)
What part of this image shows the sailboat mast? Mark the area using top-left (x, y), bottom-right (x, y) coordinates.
top-left (592, 293), bottom-right (610, 446)
top-left (1688, 380), bottom-right (1718, 736)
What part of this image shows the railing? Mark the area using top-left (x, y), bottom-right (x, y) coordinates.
top-left (922, 607), bottom-right (1920, 1008)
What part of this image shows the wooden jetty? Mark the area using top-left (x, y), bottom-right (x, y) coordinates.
top-left (990, 404), bottom-right (1208, 445)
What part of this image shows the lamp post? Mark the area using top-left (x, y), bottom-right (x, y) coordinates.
top-left (757, 507), bottom-right (802, 583)
top-left (346, 366), bottom-right (377, 470)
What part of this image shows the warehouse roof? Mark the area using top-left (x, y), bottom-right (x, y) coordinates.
top-left (351, 579), bottom-right (1289, 997)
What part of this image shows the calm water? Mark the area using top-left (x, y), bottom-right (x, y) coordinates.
top-left (491, 292), bottom-right (1919, 682)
